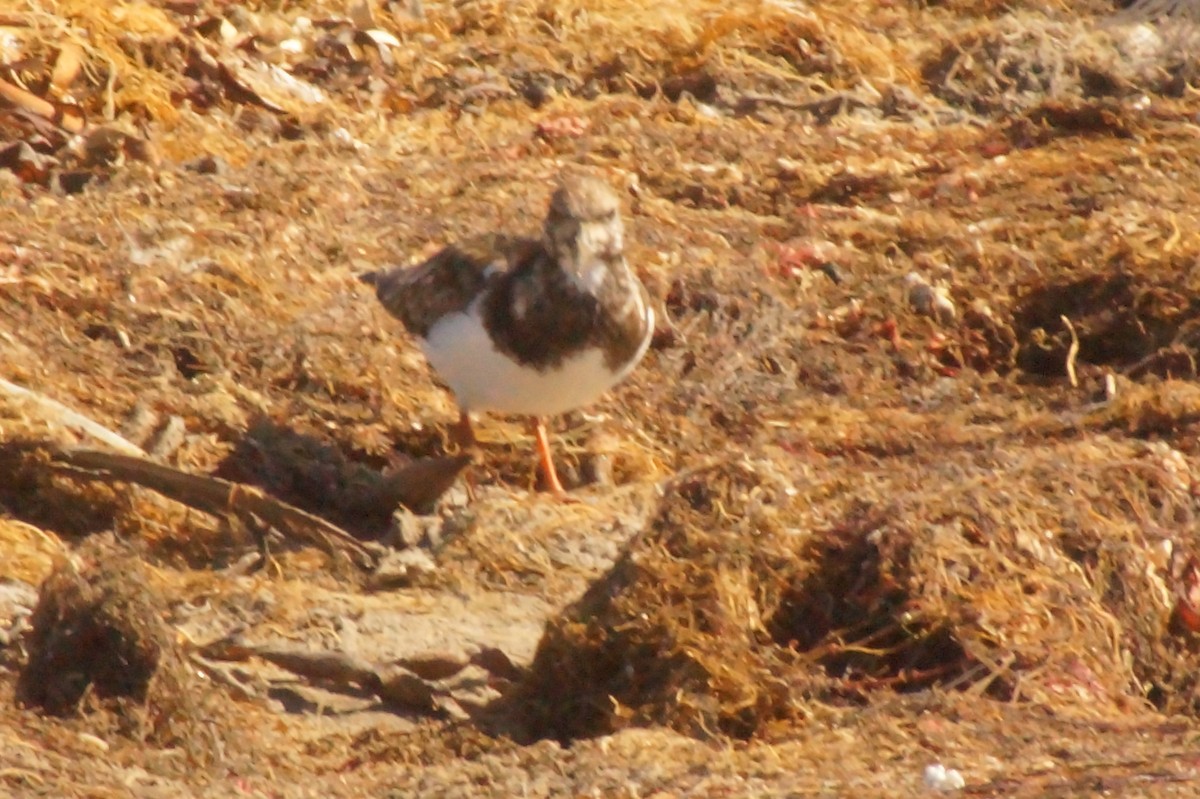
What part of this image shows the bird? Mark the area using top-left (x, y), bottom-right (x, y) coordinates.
top-left (360, 173), bottom-right (654, 496)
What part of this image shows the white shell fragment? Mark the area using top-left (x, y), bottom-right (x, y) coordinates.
top-left (923, 763), bottom-right (966, 792)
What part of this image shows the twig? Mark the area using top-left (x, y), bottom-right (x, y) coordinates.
top-left (199, 633), bottom-right (517, 718)
top-left (47, 447), bottom-right (378, 569)
top-left (187, 654), bottom-right (261, 701)
top-left (251, 645), bottom-right (379, 687)
top-left (1061, 315), bottom-right (1080, 388)
top-left (204, 636), bottom-right (441, 714)
top-left (0, 77), bottom-right (84, 133)
top-left (733, 90), bottom-right (869, 120)
top-left (0, 378), bottom-right (147, 457)
top-left (221, 642), bottom-right (464, 716)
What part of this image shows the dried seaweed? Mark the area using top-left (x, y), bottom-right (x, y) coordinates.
top-left (4, 0), bottom-right (1200, 795)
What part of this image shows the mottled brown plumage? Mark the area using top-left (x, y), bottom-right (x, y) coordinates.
top-left (367, 233), bottom-right (531, 338)
top-left (360, 174), bottom-right (654, 495)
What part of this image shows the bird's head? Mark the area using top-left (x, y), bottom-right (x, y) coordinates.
top-left (543, 174), bottom-right (625, 290)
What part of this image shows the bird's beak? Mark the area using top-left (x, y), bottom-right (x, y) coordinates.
top-left (586, 221), bottom-right (623, 260)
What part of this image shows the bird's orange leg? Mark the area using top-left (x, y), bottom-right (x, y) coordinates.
top-left (453, 410), bottom-right (477, 450)
top-left (454, 410), bottom-right (479, 502)
top-left (531, 417), bottom-right (567, 496)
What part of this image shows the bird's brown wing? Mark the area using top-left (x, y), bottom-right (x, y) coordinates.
top-left (360, 233), bottom-right (538, 338)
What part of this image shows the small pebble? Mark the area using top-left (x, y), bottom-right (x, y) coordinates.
top-left (923, 763), bottom-right (965, 792)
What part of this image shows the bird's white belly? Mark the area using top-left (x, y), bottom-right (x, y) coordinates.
top-left (421, 303), bottom-right (650, 416)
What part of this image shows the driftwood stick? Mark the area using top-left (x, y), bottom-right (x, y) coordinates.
top-left (188, 654), bottom-right (261, 701)
top-left (0, 77), bottom-right (85, 133)
top-left (0, 378), bottom-right (147, 457)
top-left (244, 644), bottom-right (441, 714)
top-left (198, 633), bottom-right (509, 718)
top-left (251, 645), bottom-right (379, 688)
top-left (50, 448), bottom-right (378, 568)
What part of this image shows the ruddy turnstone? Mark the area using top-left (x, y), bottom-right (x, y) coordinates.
top-left (361, 173), bottom-right (654, 495)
